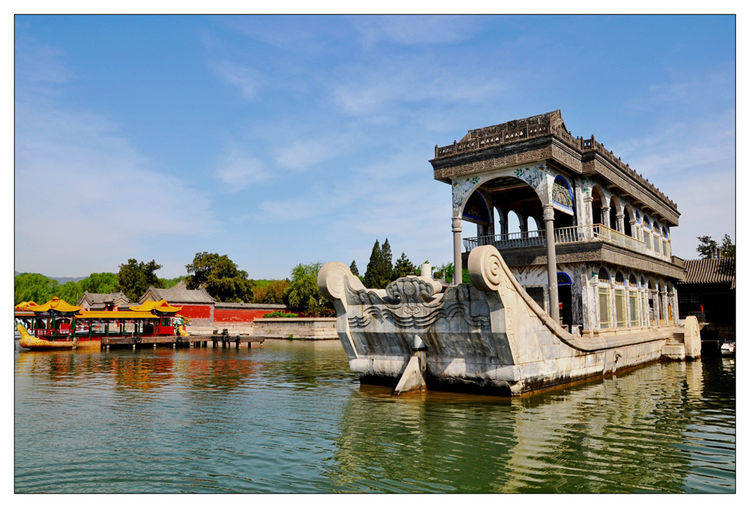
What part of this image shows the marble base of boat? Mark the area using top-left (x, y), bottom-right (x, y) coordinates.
top-left (318, 245), bottom-right (701, 396)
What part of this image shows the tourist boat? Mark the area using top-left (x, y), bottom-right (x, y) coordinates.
top-left (16, 297), bottom-right (189, 351)
top-left (318, 111), bottom-right (701, 396)
top-left (720, 341), bottom-right (735, 356)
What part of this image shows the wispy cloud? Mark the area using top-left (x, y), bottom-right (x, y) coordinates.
top-left (349, 16), bottom-right (482, 46)
top-left (15, 40), bottom-right (215, 275)
top-left (331, 60), bottom-right (507, 117)
top-left (210, 59), bottom-right (263, 100)
top-left (214, 144), bottom-right (269, 191)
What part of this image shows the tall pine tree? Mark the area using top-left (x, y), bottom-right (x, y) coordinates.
top-left (349, 260), bottom-right (359, 276)
top-left (364, 240), bottom-right (382, 288)
top-left (381, 239), bottom-right (393, 282)
top-left (392, 252), bottom-right (417, 280)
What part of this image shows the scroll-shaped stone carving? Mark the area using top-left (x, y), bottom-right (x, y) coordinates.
top-left (468, 245), bottom-right (505, 292)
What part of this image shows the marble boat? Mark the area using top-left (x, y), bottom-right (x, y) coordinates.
top-left (318, 111), bottom-right (700, 395)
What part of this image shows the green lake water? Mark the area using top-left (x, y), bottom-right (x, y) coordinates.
top-left (14, 340), bottom-right (735, 493)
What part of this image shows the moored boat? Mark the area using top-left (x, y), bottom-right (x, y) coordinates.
top-left (319, 111), bottom-right (701, 396)
top-left (15, 296), bottom-right (188, 351)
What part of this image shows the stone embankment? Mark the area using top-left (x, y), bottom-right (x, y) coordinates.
top-left (187, 317), bottom-right (337, 341)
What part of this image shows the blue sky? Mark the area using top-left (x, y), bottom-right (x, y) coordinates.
top-left (15, 15), bottom-right (735, 278)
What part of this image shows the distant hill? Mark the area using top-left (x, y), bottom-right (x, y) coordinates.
top-left (14, 270), bottom-right (85, 284)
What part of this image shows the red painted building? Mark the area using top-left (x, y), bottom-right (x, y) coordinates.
top-left (138, 281), bottom-right (288, 326)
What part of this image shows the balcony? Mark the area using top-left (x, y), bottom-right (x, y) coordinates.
top-left (464, 224), bottom-right (660, 259)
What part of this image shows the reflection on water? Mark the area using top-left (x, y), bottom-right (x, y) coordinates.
top-left (15, 341), bottom-right (735, 493)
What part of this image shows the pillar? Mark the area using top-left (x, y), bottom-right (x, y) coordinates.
top-left (629, 219), bottom-right (637, 239)
top-left (519, 214), bottom-right (528, 239)
top-left (543, 205), bottom-right (560, 323)
top-left (602, 205), bottom-right (611, 228)
top-left (452, 217), bottom-right (462, 286)
top-left (616, 212), bottom-right (625, 234)
top-left (583, 195), bottom-right (594, 240)
top-left (499, 209), bottom-right (508, 237)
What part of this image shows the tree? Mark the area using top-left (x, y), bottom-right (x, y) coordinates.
top-left (697, 234), bottom-right (735, 259)
top-left (349, 260), bottom-right (359, 276)
top-left (392, 252), bottom-right (417, 280)
top-left (381, 238), bottom-right (393, 281)
top-left (720, 234), bottom-right (736, 258)
top-left (116, 258), bottom-right (162, 301)
top-left (158, 276), bottom-right (185, 289)
top-left (364, 239), bottom-right (393, 289)
top-left (14, 273), bottom-right (58, 305)
top-left (78, 272), bottom-right (118, 294)
top-left (56, 281), bottom-right (83, 304)
top-left (286, 263), bottom-right (332, 315)
top-left (696, 235), bottom-right (718, 259)
top-left (252, 279), bottom-right (290, 304)
top-left (185, 252), bottom-right (253, 302)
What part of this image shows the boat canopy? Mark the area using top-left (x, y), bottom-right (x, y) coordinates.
top-left (129, 299), bottom-right (182, 313)
top-left (76, 310), bottom-right (162, 320)
top-left (32, 297), bottom-right (82, 313)
top-left (15, 301), bottom-right (39, 311)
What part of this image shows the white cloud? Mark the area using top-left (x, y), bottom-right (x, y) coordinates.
top-left (350, 16), bottom-right (481, 46)
top-left (210, 59), bottom-right (263, 100)
top-left (332, 62), bottom-right (507, 116)
top-left (214, 145), bottom-right (269, 191)
top-left (14, 40), bottom-right (215, 276)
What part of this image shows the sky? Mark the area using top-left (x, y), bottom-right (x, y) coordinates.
top-left (14, 15), bottom-right (735, 279)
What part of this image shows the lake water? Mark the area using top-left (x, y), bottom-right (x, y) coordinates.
top-left (14, 340), bottom-right (735, 493)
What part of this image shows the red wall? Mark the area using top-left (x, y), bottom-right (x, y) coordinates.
top-left (178, 304), bottom-right (212, 320)
top-left (214, 308), bottom-right (270, 323)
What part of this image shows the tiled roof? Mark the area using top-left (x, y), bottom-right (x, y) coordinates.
top-left (680, 258), bottom-right (735, 289)
top-left (78, 291), bottom-right (130, 306)
top-left (139, 280), bottom-right (214, 304)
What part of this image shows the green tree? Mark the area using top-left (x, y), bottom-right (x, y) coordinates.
top-left (56, 281), bottom-right (84, 304)
top-left (720, 234), bottom-right (735, 258)
top-left (286, 263), bottom-right (332, 315)
top-left (364, 239), bottom-right (393, 289)
top-left (252, 279), bottom-right (290, 304)
top-left (392, 252), bottom-right (417, 280)
top-left (14, 273), bottom-right (58, 305)
top-left (158, 275), bottom-right (185, 289)
top-left (78, 272), bottom-right (118, 294)
top-left (185, 252), bottom-right (253, 302)
top-left (349, 260), bottom-right (359, 276)
top-left (696, 235), bottom-right (718, 259)
top-left (116, 258), bottom-right (162, 301)
top-left (381, 238), bottom-right (393, 281)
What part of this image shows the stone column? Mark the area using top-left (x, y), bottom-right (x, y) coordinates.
top-left (452, 217), bottom-right (462, 286)
top-left (616, 212), bottom-right (625, 234)
top-left (499, 209), bottom-right (508, 237)
top-left (543, 205), bottom-right (560, 323)
top-left (629, 219), bottom-right (637, 239)
top-left (519, 214), bottom-right (528, 239)
top-left (660, 288), bottom-right (668, 325)
top-left (602, 205), bottom-right (611, 228)
top-left (583, 194), bottom-right (594, 240)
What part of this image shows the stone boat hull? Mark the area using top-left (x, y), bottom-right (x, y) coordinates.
top-left (318, 246), bottom-right (700, 396)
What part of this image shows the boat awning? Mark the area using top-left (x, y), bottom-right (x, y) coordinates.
top-left (15, 301), bottom-right (39, 311)
top-left (76, 311), bottom-right (161, 320)
top-left (129, 299), bottom-right (182, 313)
top-left (32, 297), bottom-right (82, 313)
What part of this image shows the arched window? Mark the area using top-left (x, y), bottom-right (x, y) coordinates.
top-left (615, 271), bottom-right (625, 284)
top-left (628, 274), bottom-right (637, 285)
top-left (552, 175), bottom-right (575, 212)
top-left (623, 206), bottom-right (633, 237)
top-left (557, 272), bottom-right (572, 285)
top-left (609, 196), bottom-right (619, 231)
top-left (598, 267), bottom-right (610, 282)
top-left (507, 210), bottom-right (522, 234)
top-left (642, 217), bottom-right (652, 250)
